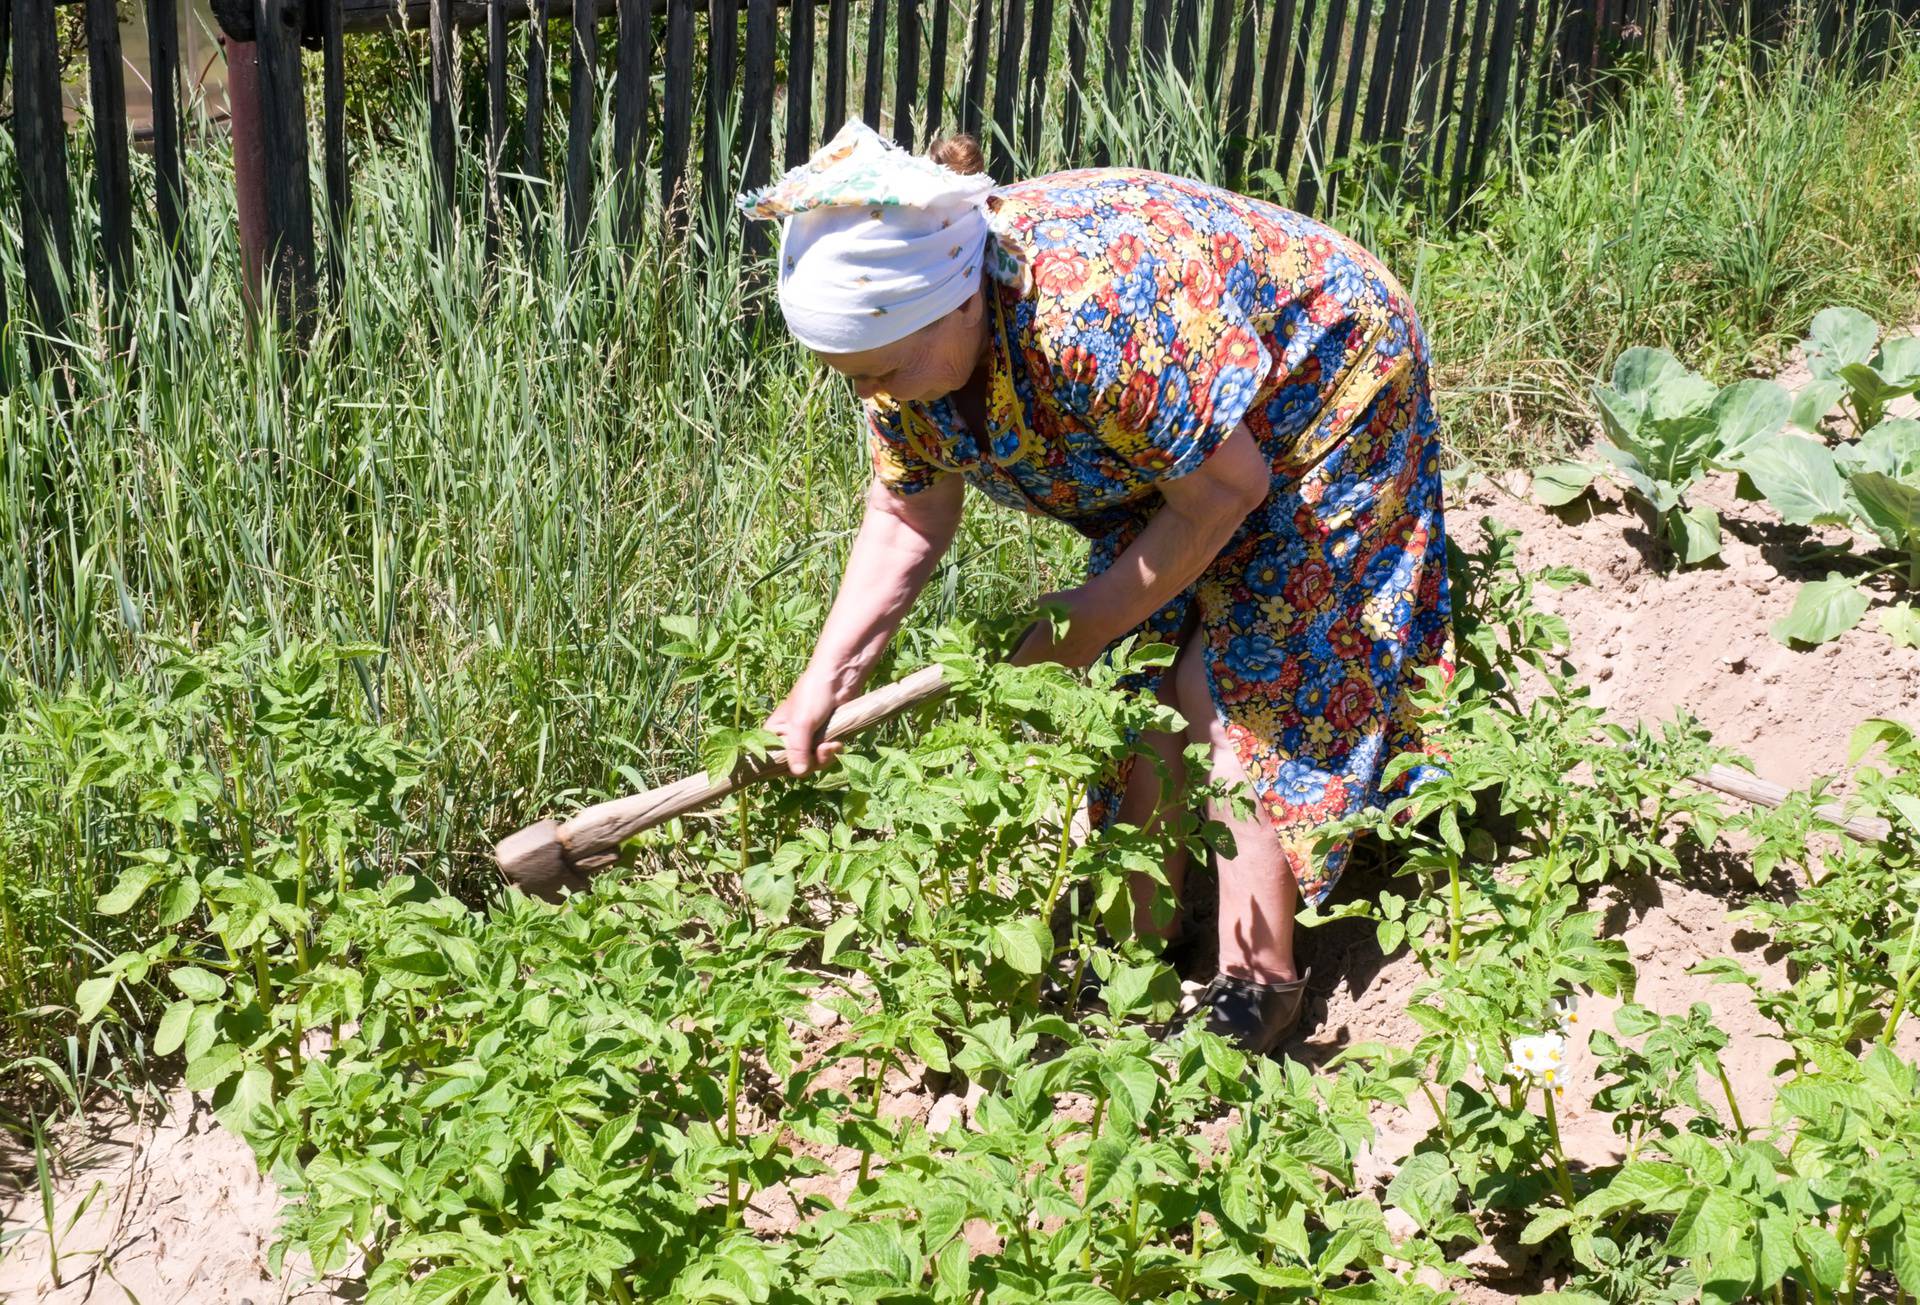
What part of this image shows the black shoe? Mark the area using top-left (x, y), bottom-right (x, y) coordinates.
top-left (1195, 970), bottom-right (1313, 1056)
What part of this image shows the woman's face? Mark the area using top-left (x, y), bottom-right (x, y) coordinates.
top-left (816, 290), bottom-right (989, 405)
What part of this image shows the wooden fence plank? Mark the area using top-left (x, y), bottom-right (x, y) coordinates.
top-left (743, 0), bottom-right (776, 252)
top-left (523, 0), bottom-right (549, 184)
top-left (1271, 0), bottom-right (1318, 192)
top-left (662, 0), bottom-right (694, 222)
top-left (85, 0), bottom-right (134, 328)
top-left (1022, 0), bottom-right (1051, 159)
top-left (925, 0), bottom-right (951, 137)
top-left (788, 0), bottom-right (816, 162)
top-left (894, 0), bottom-right (920, 146)
top-left (1257, 0), bottom-right (1297, 141)
top-left (1422, 0), bottom-right (1469, 186)
top-left (1444, 0), bottom-right (1493, 215)
top-left (486, 0), bottom-right (506, 257)
top-left (1098, 0), bottom-right (1131, 162)
top-left (1360, 0), bottom-right (1406, 151)
top-left (615, 0), bottom-right (652, 241)
top-left (1503, 0), bottom-right (1540, 148)
top-left (826, 0), bottom-right (849, 129)
top-left (146, 0), bottom-right (190, 300)
top-left (1376, 0), bottom-right (1427, 182)
top-left (1170, 0), bottom-right (1198, 78)
top-left (1202, 0), bottom-right (1234, 101)
top-left (322, 0), bottom-right (347, 294)
top-left (705, 0), bottom-right (738, 227)
top-left (1529, 0), bottom-right (1563, 137)
top-left (0, 0), bottom-right (9, 372)
top-left (255, 0), bottom-right (317, 323)
top-left (1461, 0), bottom-right (1520, 211)
top-left (1403, 0), bottom-right (1451, 175)
top-left (991, 0), bottom-right (1025, 174)
top-left (1223, 0), bottom-right (1261, 188)
top-left (1292, 0), bottom-right (1348, 214)
top-left (1140, 0), bottom-right (1169, 71)
top-left (567, 0), bottom-right (600, 249)
top-left (1326, 0), bottom-right (1372, 208)
top-left (15, 0), bottom-right (73, 349)
top-left (429, 0), bottom-right (456, 250)
top-left (1062, 0), bottom-right (1087, 159)
top-left (962, 0), bottom-right (990, 135)
top-left (614, 0), bottom-right (652, 237)
top-left (863, 0), bottom-right (886, 125)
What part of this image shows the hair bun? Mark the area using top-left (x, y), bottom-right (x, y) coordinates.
top-left (926, 133), bottom-right (985, 177)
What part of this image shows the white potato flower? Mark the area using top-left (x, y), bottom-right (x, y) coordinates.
top-left (1505, 1030), bottom-right (1569, 1098)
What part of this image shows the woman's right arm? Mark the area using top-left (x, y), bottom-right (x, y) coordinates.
top-left (768, 472), bottom-right (965, 775)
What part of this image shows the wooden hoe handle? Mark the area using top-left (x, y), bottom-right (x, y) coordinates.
top-left (495, 660), bottom-right (1891, 901)
top-left (494, 664), bottom-right (951, 899)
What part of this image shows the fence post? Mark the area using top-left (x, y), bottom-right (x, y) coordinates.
top-left (13, 0), bottom-right (74, 368)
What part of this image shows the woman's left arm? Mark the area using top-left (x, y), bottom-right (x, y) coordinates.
top-left (1013, 423), bottom-right (1269, 666)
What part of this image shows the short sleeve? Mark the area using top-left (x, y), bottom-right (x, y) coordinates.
top-left (1078, 301), bottom-right (1273, 482)
top-left (864, 397), bottom-right (951, 496)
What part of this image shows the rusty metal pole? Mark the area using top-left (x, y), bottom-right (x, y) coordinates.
top-left (221, 35), bottom-right (270, 320)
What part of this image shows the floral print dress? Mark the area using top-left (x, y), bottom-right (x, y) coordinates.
top-left (865, 168), bottom-right (1454, 906)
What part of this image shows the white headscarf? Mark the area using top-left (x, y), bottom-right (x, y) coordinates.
top-left (738, 119), bottom-right (998, 355)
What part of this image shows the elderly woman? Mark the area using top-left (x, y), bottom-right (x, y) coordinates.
top-left (743, 121), bottom-right (1452, 1055)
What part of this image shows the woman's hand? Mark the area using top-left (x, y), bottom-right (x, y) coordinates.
top-left (766, 672), bottom-right (847, 776)
top-left (1010, 588), bottom-right (1112, 668)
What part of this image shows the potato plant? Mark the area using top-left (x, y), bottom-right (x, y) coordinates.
top-left (59, 537), bottom-right (1920, 1303)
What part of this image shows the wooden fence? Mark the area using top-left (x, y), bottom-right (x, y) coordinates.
top-left (5, 0), bottom-right (1918, 366)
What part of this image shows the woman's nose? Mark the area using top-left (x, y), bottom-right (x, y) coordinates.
top-left (853, 379), bottom-right (883, 401)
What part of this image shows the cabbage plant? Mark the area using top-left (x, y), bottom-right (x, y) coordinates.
top-left (1533, 348), bottom-right (1790, 566)
top-left (1791, 306), bottom-right (1920, 436)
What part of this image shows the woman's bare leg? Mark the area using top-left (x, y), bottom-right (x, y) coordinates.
top-left (1173, 636), bottom-right (1299, 984)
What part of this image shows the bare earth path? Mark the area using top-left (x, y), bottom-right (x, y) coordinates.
top-left (5, 378), bottom-right (1918, 1302)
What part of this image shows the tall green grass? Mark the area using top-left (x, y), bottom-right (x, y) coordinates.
top-left (2, 19), bottom-right (1918, 1102)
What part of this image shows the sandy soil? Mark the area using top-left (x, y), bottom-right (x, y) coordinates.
top-left (4, 359), bottom-right (1917, 1303)
top-left (0, 1086), bottom-right (352, 1302)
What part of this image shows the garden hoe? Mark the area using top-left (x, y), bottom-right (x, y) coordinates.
top-left (492, 664), bottom-right (1892, 901)
top-left (494, 664), bottom-right (951, 899)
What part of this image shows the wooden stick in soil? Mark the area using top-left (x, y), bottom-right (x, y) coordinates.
top-left (495, 663), bottom-right (951, 898)
top-left (1692, 764), bottom-right (1889, 844)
